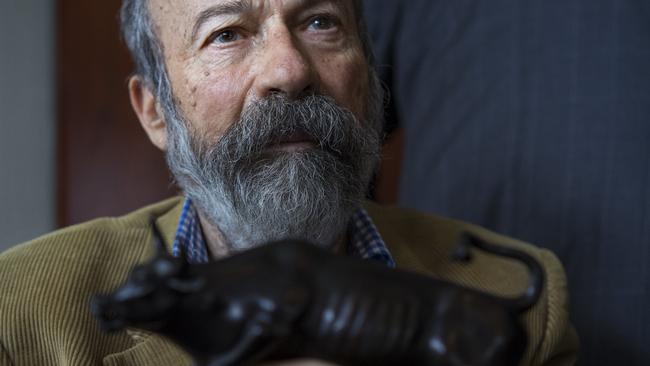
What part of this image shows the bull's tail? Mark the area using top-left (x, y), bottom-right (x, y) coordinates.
top-left (452, 232), bottom-right (545, 313)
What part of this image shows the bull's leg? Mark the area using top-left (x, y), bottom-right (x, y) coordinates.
top-left (207, 313), bottom-right (283, 366)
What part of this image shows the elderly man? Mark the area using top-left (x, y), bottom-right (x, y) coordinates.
top-left (0, 0), bottom-right (578, 365)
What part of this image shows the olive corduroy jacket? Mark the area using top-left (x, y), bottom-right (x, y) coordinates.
top-left (0, 197), bottom-right (578, 365)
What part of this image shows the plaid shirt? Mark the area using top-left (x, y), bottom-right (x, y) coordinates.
top-left (172, 198), bottom-right (395, 268)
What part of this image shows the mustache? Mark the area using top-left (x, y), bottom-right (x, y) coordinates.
top-left (200, 93), bottom-right (379, 163)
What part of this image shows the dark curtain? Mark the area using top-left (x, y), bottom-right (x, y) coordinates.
top-left (363, 0), bottom-right (650, 364)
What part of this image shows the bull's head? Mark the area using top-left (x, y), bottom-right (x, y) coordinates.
top-left (91, 218), bottom-right (204, 332)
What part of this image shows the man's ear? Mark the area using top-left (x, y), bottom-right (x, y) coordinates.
top-left (129, 76), bottom-right (167, 150)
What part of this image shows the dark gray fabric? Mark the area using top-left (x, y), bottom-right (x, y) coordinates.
top-left (363, 1), bottom-right (650, 365)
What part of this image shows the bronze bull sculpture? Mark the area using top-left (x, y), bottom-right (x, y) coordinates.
top-left (92, 220), bottom-right (543, 366)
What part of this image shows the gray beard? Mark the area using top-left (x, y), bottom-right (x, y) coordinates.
top-left (164, 91), bottom-right (383, 253)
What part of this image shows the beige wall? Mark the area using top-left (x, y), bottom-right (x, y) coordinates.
top-left (0, 0), bottom-right (55, 251)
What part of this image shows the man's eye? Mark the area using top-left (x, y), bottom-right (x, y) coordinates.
top-left (210, 29), bottom-right (241, 44)
top-left (308, 16), bottom-right (337, 31)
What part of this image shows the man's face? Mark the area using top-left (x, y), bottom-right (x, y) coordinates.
top-left (139, 0), bottom-right (382, 252)
top-left (150, 0), bottom-right (370, 144)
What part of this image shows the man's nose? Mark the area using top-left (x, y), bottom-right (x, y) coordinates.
top-left (253, 27), bottom-right (316, 99)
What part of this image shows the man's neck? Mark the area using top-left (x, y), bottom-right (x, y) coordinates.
top-left (197, 211), bottom-right (346, 260)
top-left (197, 213), bottom-right (231, 259)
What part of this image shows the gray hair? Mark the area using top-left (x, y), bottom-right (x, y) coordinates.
top-left (165, 92), bottom-right (383, 251)
top-left (119, 0), bottom-right (373, 99)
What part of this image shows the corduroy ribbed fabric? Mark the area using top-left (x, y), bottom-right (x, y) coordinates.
top-left (0, 197), bottom-right (578, 366)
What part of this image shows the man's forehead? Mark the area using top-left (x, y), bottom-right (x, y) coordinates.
top-left (148, 0), bottom-right (201, 38)
top-left (149, 0), bottom-right (353, 30)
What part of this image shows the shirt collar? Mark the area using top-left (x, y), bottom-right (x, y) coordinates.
top-left (172, 197), bottom-right (395, 268)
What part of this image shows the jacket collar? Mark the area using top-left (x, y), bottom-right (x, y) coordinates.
top-left (132, 197), bottom-right (184, 265)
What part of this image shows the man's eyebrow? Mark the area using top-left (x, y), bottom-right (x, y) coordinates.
top-left (189, 0), bottom-right (347, 43)
top-left (296, 0), bottom-right (346, 13)
top-left (190, 0), bottom-right (253, 43)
